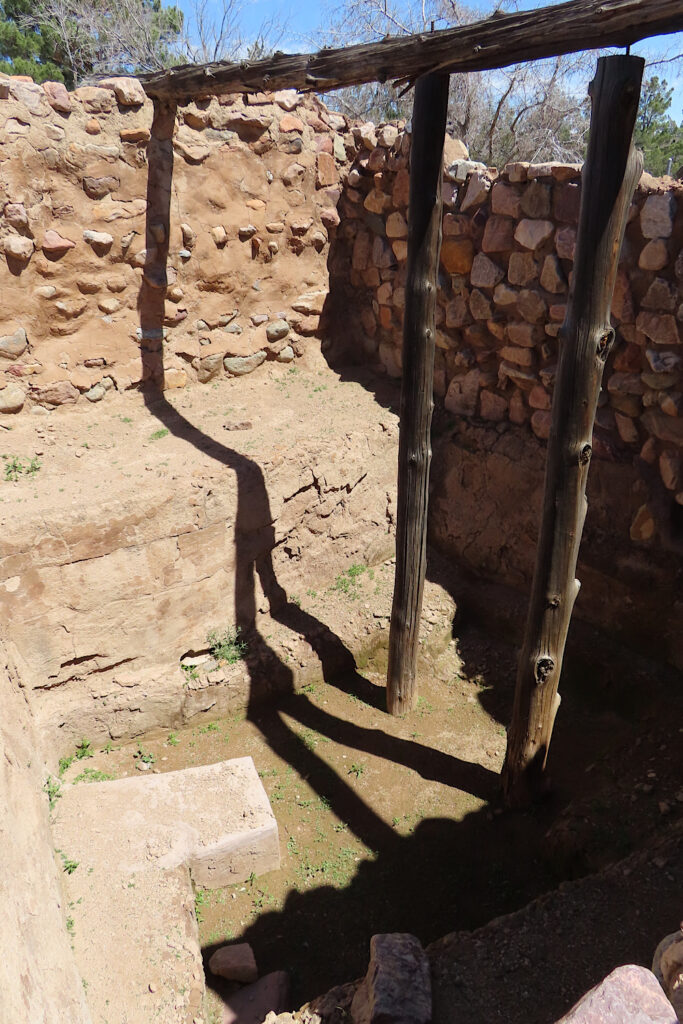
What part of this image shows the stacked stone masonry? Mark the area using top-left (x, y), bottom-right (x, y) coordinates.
top-left (0, 73), bottom-right (355, 409)
top-left (1, 73), bottom-right (682, 532)
top-left (335, 140), bottom-right (683, 526)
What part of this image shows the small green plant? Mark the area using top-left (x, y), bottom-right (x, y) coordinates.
top-left (167, 731), bottom-right (179, 746)
top-left (73, 767), bottom-right (114, 784)
top-left (58, 755), bottom-right (74, 777)
top-left (134, 745), bottom-right (155, 765)
top-left (198, 721), bottom-right (219, 734)
top-left (101, 741), bottom-right (115, 754)
top-left (333, 563), bottom-right (369, 599)
top-left (59, 851), bottom-right (79, 874)
top-left (181, 663), bottom-right (199, 681)
top-left (194, 887), bottom-right (210, 923)
top-left (301, 681), bottom-right (317, 695)
top-left (207, 626), bottom-right (247, 665)
top-left (120, 416), bottom-right (132, 424)
top-left (44, 775), bottom-right (61, 811)
top-left (75, 738), bottom-right (94, 761)
top-left (149, 428), bottom-right (169, 441)
top-left (66, 916), bottom-right (75, 935)
top-left (290, 595), bottom-right (301, 607)
top-left (3, 455), bottom-right (41, 482)
top-left (416, 696), bottom-right (434, 716)
top-left (348, 762), bottom-right (365, 778)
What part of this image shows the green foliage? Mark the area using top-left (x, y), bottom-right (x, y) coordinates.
top-left (332, 563), bottom-right (371, 599)
top-left (75, 738), bottom-right (93, 760)
top-left (634, 76), bottom-right (683, 177)
top-left (134, 744), bottom-right (155, 765)
top-left (149, 428), bottom-right (169, 441)
top-left (194, 887), bottom-right (210, 923)
top-left (58, 850), bottom-right (79, 874)
top-left (44, 774), bottom-right (61, 810)
top-left (0, 0), bottom-right (184, 87)
top-left (207, 626), bottom-right (247, 665)
top-left (3, 455), bottom-right (41, 482)
top-left (0, 0), bottom-right (66, 82)
top-left (73, 766), bottom-right (114, 783)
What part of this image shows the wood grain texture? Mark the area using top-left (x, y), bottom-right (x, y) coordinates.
top-left (136, 0), bottom-right (683, 101)
top-left (386, 73), bottom-right (449, 717)
top-left (501, 55), bottom-right (645, 807)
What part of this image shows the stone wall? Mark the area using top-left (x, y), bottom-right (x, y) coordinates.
top-left (0, 73), bottom-right (359, 407)
top-left (330, 135), bottom-right (683, 545)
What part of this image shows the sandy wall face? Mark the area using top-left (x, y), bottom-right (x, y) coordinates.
top-left (0, 74), bottom-right (357, 406)
top-left (0, 646), bottom-right (92, 1023)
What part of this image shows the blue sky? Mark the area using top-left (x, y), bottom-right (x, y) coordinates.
top-left (185, 0), bottom-right (683, 117)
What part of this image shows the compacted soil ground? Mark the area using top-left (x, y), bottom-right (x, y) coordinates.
top-left (15, 350), bottom-right (680, 1017)
top-left (60, 556), bottom-right (683, 1012)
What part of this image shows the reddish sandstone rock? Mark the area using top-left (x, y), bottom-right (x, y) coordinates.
top-left (75, 86), bottom-right (115, 113)
top-left (508, 251), bottom-right (538, 286)
top-left (31, 381), bottom-right (79, 407)
top-left (209, 942), bottom-right (258, 983)
top-left (42, 80), bottom-right (71, 112)
top-left (531, 410), bottom-right (552, 439)
top-left (639, 238), bottom-right (669, 271)
top-left (316, 152), bottom-right (338, 188)
top-left (640, 193), bottom-right (676, 239)
top-left (99, 76), bottom-right (146, 106)
top-left (279, 113), bottom-right (304, 133)
top-left (480, 389), bottom-right (508, 421)
top-left (42, 230), bottom-right (76, 258)
top-left (470, 253), bottom-right (504, 289)
top-left (482, 215), bottom-right (514, 253)
top-left (556, 965), bottom-right (675, 1023)
top-left (520, 180), bottom-right (551, 218)
top-left (441, 238), bottom-right (474, 275)
top-left (636, 312), bottom-right (680, 347)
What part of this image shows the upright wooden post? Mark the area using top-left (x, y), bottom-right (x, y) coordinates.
top-left (387, 72), bottom-right (449, 716)
top-left (502, 55), bottom-right (644, 806)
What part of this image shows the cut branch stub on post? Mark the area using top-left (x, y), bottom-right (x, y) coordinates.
top-left (501, 55), bottom-right (644, 807)
top-left (386, 72), bottom-right (449, 717)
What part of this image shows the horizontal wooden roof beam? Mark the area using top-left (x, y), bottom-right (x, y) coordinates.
top-left (138, 0), bottom-right (683, 102)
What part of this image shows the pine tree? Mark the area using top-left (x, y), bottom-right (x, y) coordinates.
top-left (0, 0), bottom-right (67, 83)
top-left (634, 75), bottom-right (683, 176)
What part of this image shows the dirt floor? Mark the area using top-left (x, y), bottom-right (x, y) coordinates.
top-left (59, 550), bottom-right (683, 1014)
top-left (12, 351), bottom-right (680, 1018)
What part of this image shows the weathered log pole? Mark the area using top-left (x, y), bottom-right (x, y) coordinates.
top-left (137, 0), bottom-right (683, 101)
top-left (501, 54), bottom-right (644, 807)
top-left (386, 72), bottom-right (449, 717)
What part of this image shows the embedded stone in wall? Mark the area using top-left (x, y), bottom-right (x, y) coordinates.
top-left (520, 180), bottom-right (551, 218)
top-left (507, 251), bottom-right (538, 286)
top-left (639, 238), bottom-right (669, 271)
top-left (540, 254), bottom-right (566, 293)
top-left (445, 369), bottom-right (480, 416)
top-left (0, 328), bottom-right (28, 360)
top-left (42, 80), bottom-right (71, 112)
top-left (460, 172), bottom-right (490, 212)
top-left (0, 383), bottom-right (26, 413)
top-left (514, 218), bottom-right (554, 250)
top-left (491, 182), bottom-right (521, 218)
top-left (2, 236), bottom-right (34, 262)
top-left (441, 239), bottom-right (474, 275)
top-left (640, 193), bottom-right (676, 239)
top-left (470, 253), bottom-right (504, 289)
top-left (482, 215), bottom-right (515, 253)
top-left (636, 312), bottom-right (680, 346)
top-left (42, 230), bottom-right (76, 258)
